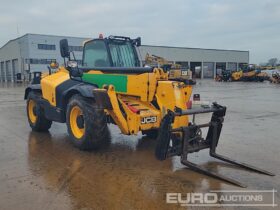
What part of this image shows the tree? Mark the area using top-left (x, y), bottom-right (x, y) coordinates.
top-left (267, 58), bottom-right (278, 67)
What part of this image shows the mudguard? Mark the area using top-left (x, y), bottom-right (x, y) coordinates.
top-left (71, 83), bottom-right (97, 98)
top-left (24, 84), bottom-right (41, 99)
top-left (56, 81), bottom-right (98, 110)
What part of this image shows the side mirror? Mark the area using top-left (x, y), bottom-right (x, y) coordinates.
top-left (60, 39), bottom-right (70, 58)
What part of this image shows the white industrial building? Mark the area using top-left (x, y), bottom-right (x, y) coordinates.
top-left (0, 34), bottom-right (86, 82)
top-left (0, 33), bottom-right (249, 82)
top-left (139, 45), bottom-right (249, 78)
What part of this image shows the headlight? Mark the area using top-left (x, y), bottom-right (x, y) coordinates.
top-left (67, 60), bottom-right (78, 68)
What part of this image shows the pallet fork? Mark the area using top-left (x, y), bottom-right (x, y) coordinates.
top-left (156, 103), bottom-right (274, 188)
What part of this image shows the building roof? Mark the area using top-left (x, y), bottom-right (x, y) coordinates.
top-left (141, 44), bottom-right (249, 53)
top-left (1, 33), bottom-right (249, 53)
top-left (0, 33), bottom-right (90, 50)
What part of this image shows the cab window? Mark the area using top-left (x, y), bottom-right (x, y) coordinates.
top-left (83, 40), bottom-right (110, 67)
top-left (108, 41), bottom-right (138, 67)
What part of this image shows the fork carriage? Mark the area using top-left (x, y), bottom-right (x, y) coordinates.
top-left (156, 102), bottom-right (274, 188)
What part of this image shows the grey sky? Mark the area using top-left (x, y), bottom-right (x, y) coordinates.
top-left (0, 0), bottom-right (279, 64)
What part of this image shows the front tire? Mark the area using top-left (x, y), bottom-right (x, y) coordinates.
top-left (66, 94), bottom-right (110, 150)
top-left (26, 91), bottom-right (52, 132)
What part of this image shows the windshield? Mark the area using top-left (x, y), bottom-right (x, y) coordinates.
top-left (108, 40), bottom-right (139, 67)
top-left (83, 40), bottom-right (110, 67)
top-left (83, 39), bottom-right (139, 68)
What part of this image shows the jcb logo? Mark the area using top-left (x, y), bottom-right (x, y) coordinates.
top-left (141, 116), bottom-right (157, 124)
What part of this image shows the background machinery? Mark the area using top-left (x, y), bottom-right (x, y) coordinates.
top-left (215, 69), bottom-right (232, 82)
top-left (25, 35), bottom-right (274, 187)
top-left (270, 71), bottom-right (280, 83)
top-left (216, 64), bottom-right (270, 82)
top-left (239, 64), bottom-right (270, 82)
top-left (231, 70), bottom-right (243, 81)
top-left (144, 53), bottom-right (195, 84)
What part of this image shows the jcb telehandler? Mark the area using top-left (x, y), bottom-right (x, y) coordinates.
top-left (25, 35), bottom-right (274, 187)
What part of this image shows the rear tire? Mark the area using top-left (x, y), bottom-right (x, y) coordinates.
top-left (26, 91), bottom-right (52, 132)
top-left (66, 94), bottom-right (110, 150)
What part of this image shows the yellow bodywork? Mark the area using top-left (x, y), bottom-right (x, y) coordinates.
top-left (169, 69), bottom-right (192, 80)
top-left (243, 70), bottom-right (256, 78)
top-left (231, 70), bottom-right (243, 81)
top-left (256, 72), bottom-right (268, 78)
top-left (39, 67), bottom-right (193, 136)
top-left (103, 68), bottom-right (192, 135)
top-left (41, 68), bottom-right (70, 106)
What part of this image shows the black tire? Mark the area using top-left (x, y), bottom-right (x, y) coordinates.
top-left (154, 113), bottom-right (173, 160)
top-left (142, 129), bottom-right (158, 139)
top-left (66, 94), bottom-right (110, 150)
top-left (26, 91), bottom-right (52, 132)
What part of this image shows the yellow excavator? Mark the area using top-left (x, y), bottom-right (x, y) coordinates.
top-left (144, 53), bottom-right (195, 84)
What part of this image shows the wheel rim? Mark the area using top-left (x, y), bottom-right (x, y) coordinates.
top-left (28, 99), bottom-right (37, 124)
top-left (70, 106), bottom-right (85, 139)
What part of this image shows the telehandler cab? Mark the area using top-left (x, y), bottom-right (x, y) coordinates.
top-left (25, 35), bottom-right (274, 187)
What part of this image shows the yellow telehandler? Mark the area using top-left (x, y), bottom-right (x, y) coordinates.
top-left (24, 35), bottom-right (274, 187)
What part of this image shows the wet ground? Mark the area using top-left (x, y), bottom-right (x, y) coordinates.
top-left (0, 80), bottom-right (279, 210)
